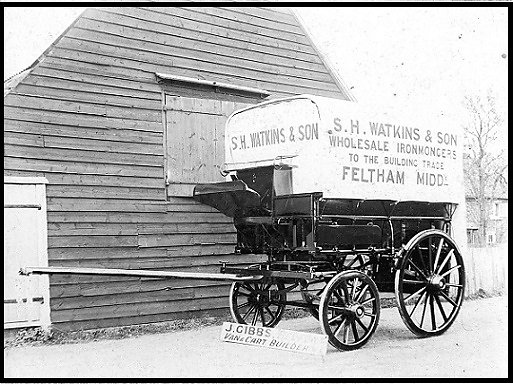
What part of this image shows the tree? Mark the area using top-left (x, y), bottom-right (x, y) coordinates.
top-left (463, 92), bottom-right (507, 245)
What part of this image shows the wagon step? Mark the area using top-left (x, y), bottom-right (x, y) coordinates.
top-left (19, 266), bottom-right (263, 281)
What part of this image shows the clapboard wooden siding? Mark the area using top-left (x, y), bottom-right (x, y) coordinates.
top-left (4, 7), bottom-right (351, 330)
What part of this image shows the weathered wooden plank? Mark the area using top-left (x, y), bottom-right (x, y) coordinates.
top-left (237, 6), bottom-right (299, 27)
top-left (64, 27), bottom-right (340, 94)
top-left (98, 7), bottom-right (324, 68)
top-left (4, 157), bottom-right (164, 179)
top-left (4, 118), bottom-right (162, 145)
top-left (120, 7), bottom-right (318, 56)
top-left (18, 172), bottom-right (163, 190)
top-left (47, 211), bottom-right (231, 224)
top-left (14, 82), bottom-right (161, 111)
top-left (76, 12), bottom-right (332, 81)
top-left (48, 222), bottom-right (140, 236)
top-left (50, 284), bottom-right (231, 310)
top-left (49, 305), bottom-right (229, 331)
top-left (49, 296), bottom-right (229, 324)
top-left (48, 243), bottom-right (236, 260)
top-left (48, 246), bottom-right (167, 261)
top-left (45, 185), bottom-right (164, 201)
top-left (4, 94), bottom-right (162, 123)
top-left (137, 232), bottom-right (236, 248)
top-left (173, 7), bottom-right (312, 47)
top-left (136, 222), bottom-right (235, 235)
top-left (5, 144), bottom-right (162, 168)
top-left (4, 105), bottom-right (163, 133)
top-left (23, 73), bottom-right (161, 100)
top-left (41, 52), bottom-right (157, 83)
top-left (29, 64), bottom-right (160, 95)
top-left (4, 131), bottom-right (163, 156)
top-left (49, 235), bottom-right (139, 248)
top-left (50, 276), bottom-right (232, 298)
top-left (47, 199), bottom-right (166, 214)
top-left (212, 7), bottom-right (304, 35)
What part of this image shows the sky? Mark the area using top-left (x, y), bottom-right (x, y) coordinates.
top-left (3, 5), bottom-right (508, 151)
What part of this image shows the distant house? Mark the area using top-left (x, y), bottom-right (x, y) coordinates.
top-left (466, 181), bottom-right (508, 245)
top-left (4, 7), bottom-right (354, 331)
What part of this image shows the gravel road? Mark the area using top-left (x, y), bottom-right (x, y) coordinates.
top-left (4, 295), bottom-right (508, 379)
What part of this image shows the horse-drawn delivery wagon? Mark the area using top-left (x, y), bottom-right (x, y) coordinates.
top-left (22, 95), bottom-right (465, 351)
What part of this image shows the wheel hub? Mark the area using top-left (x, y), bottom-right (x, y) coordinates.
top-left (348, 304), bottom-right (366, 319)
top-left (427, 274), bottom-right (446, 292)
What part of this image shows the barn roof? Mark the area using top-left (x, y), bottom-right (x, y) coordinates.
top-left (4, 6), bottom-right (355, 100)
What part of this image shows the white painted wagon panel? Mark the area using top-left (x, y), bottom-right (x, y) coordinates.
top-left (225, 95), bottom-right (464, 203)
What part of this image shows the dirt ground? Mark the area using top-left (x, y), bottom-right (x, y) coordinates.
top-left (4, 295), bottom-right (508, 379)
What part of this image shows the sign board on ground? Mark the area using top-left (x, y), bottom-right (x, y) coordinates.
top-left (220, 322), bottom-right (328, 356)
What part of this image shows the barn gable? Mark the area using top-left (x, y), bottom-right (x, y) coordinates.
top-left (4, 6), bottom-right (353, 330)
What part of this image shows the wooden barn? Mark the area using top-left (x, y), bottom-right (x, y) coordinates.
top-left (4, 6), bottom-right (354, 331)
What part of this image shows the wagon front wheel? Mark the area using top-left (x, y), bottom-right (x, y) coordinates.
top-left (229, 280), bottom-right (286, 327)
top-left (395, 230), bottom-right (465, 337)
top-left (319, 270), bottom-right (380, 351)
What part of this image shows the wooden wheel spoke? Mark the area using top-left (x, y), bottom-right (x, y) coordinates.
top-left (236, 291), bottom-right (251, 297)
top-left (433, 237), bottom-right (444, 274)
top-left (361, 297), bottom-right (376, 306)
top-left (439, 290), bottom-right (459, 308)
top-left (351, 321), bottom-right (359, 342)
top-left (242, 304), bottom-right (257, 321)
top-left (259, 307), bottom-right (266, 325)
top-left (429, 294), bottom-right (437, 331)
top-left (355, 317), bottom-right (368, 333)
top-left (328, 313), bottom-right (344, 325)
top-left (251, 306), bottom-right (259, 326)
top-left (333, 289), bottom-right (346, 304)
top-left (237, 301), bottom-right (251, 310)
top-left (356, 284), bottom-right (369, 303)
top-left (435, 249), bottom-right (454, 274)
top-left (419, 293), bottom-right (429, 328)
top-left (407, 259), bottom-right (429, 281)
top-left (417, 244), bottom-right (428, 274)
top-left (363, 311), bottom-right (376, 318)
top-left (343, 324), bottom-right (350, 344)
top-left (433, 293), bottom-right (448, 322)
top-left (242, 283), bottom-right (256, 293)
top-left (404, 286), bottom-right (426, 303)
top-left (333, 317), bottom-right (347, 335)
top-left (351, 278), bottom-right (359, 301)
top-left (265, 306), bottom-right (276, 322)
top-left (428, 237), bottom-right (433, 273)
top-left (446, 283), bottom-right (463, 288)
top-left (341, 284), bottom-right (351, 303)
top-left (409, 290), bottom-right (427, 317)
top-left (440, 264), bottom-right (462, 278)
top-left (328, 305), bottom-right (347, 312)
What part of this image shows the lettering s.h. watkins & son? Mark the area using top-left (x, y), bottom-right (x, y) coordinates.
top-left (225, 95), bottom-right (463, 203)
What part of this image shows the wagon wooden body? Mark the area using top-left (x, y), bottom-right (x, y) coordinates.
top-left (193, 95), bottom-right (466, 350)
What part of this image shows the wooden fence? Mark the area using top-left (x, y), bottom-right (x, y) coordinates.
top-left (464, 243), bottom-right (508, 297)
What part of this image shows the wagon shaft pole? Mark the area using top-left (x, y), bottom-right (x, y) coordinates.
top-left (19, 266), bottom-right (263, 282)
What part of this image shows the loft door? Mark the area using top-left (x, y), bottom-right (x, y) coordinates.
top-left (164, 96), bottom-right (248, 197)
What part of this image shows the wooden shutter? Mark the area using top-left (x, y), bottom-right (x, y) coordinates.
top-left (165, 96), bottom-right (248, 196)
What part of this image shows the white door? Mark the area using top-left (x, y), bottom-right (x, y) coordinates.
top-left (4, 177), bottom-right (50, 329)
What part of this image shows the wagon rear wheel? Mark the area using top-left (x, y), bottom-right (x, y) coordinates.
top-left (229, 280), bottom-right (286, 327)
top-left (319, 270), bottom-right (380, 351)
top-left (395, 229), bottom-right (465, 337)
